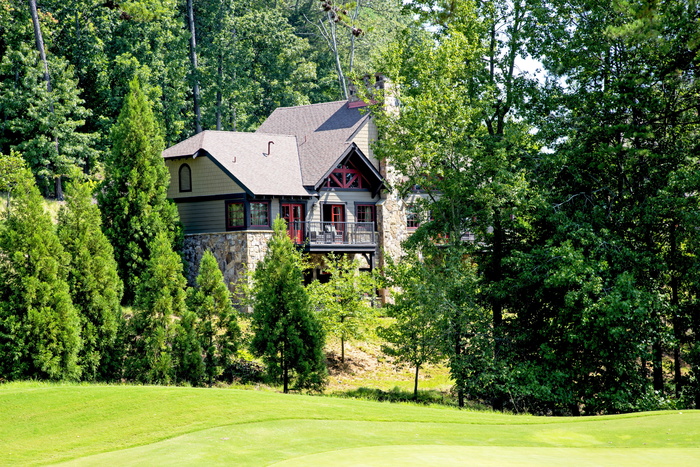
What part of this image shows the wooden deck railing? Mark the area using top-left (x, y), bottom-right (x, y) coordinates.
top-left (288, 221), bottom-right (377, 246)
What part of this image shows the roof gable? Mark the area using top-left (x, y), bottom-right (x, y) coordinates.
top-left (162, 131), bottom-right (308, 197)
top-left (256, 101), bottom-right (372, 186)
top-left (316, 143), bottom-right (383, 196)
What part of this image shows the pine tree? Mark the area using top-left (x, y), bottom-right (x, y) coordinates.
top-left (98, 77), bottom-right (180, 304)
top-left (0, 150), bottom-right (26, 209)
top-left (57, 178), bottom-right (124, 381)
top-left (0, 42), bottom-right (98, 197)
top-left (127, 231), bottom-right (189, 384)
top-left (251, 218), bottom-right (326, 393)
top-left (189, 250), bottom-right (240, 386)
top-left (0, 160), bottom-right (81, 380)
top-left (172, 309), bottom-right (205, 386)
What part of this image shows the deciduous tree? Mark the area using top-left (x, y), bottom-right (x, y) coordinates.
top-left (308, 253), bottom-right (377, 363)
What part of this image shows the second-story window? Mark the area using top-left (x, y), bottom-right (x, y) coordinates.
top-left (356, 204), bottom-right (376, 230)
top-left (179, 164), bottom-right (192, 192)
top-left (406, 204), bottom-right (420, 229)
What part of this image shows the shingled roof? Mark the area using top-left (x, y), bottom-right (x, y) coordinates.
top-left (256, 100), bottom-right (371, 186)
top-left (162, 131), bottom-right (308, 197)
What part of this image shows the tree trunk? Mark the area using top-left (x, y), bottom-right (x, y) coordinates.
top-left (413, 364), bottom-right (420, 400)
top-left (455, 330), bottom-right (464, 408)
top-left (186, 0), bottom-right (202, 134)
top-left (653, 342), bottom-right (664, 392)
top-left (216, 57), bottom-right (222, 130)
top-left (29, 0), bottom-right (51, 96)
top-left (323, 13), bottom-right (348, 99)
top-left (29, 0), bottom-right (62, 199)
top-left (670, 222), bottom-right (683, 397)
top-left (282, 341), bottom-right (289, 393)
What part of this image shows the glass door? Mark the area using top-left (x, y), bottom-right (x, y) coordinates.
top-left (281, 203), bottom-right (305, 243)
top-left (323, 204), bottom-right (345, 242)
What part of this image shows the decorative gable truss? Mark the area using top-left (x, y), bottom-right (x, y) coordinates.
top-left (315, 143), bottom-right (383, 196)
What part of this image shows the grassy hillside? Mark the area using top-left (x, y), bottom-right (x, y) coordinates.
top-left (1, 382), bottom-right (699, 466)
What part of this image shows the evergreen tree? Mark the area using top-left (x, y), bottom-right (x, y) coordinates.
top-left (189, 250), bottom-right (240, 386)
top-left (0, 42), bottom-right (98, 197)
top-left (251, 218), bottom-right (326, 393)
top-left (0, 160), bottom-right (81, 380)
top-left (98, 77), bottom-right (180, 304)
top-left (126, 231), bottom-right (188, 384)
top-left (57, 178), bottom-right (124, 381)
top-left (172, 309), bottom-right (205, 386)
top-left (0, 150), bottom-right (27, 209)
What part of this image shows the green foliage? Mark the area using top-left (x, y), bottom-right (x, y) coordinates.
top-left (188, 250), bottom-right (240, 386)
top-left (370, 5), bottom-right (542, 409)
top-left (98, 77), bottom-right (181, 304)
top-left (172, 309), bottom-right (205, 386)
top-left (380, 252), bottom-right (445, 399)
top-left (0, 42), bottom-right (98, 196)
top-left (308, 253), bottom-right (378, 362)
top-left (0, 163), bottom-right (81, 380)
top-left (127, 231), bottom-right (188, 384)
top-left (334, 386), bottom-right (455, 406)
top-left (512, 0), bottom-right (700, 411)
top-left (0, 150), bottom-right (27, 209)
top-left (196, 3), bottom-right (318, 131)
top-left (57, 178), bottom-right (124, 381)
top-left (250, 218), bottom-right (327, 393)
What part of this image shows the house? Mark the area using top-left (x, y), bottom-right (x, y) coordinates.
top-left (162, 88), bottom-right (410, 291)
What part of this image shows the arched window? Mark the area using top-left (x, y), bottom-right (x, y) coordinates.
top-left (179, 164), bottom-right (192, 192)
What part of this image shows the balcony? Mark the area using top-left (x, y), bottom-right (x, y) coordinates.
top-left (288, 221), bottom-right (378, 253)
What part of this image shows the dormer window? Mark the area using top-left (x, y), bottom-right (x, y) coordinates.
top-left (179, 164), bottom-right (192, 192)
top-left (324, 161), bottom-right (368, 189)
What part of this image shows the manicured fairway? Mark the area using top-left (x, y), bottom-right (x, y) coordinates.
top-left (1, 382), bottom-right (699, 466)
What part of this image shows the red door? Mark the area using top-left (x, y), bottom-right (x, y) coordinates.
top-left (282, 203), bottom-right (305, 243)
top-left (323, 204), bottom-right (345, 242)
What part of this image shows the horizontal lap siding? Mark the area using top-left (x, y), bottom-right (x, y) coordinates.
top-left (166, 156), bottom-right (244, 199)
top-left (350, 120), bottom-right (379, 169)
top-left (177, 200), bottom-right (225, 234)
top-left (310, 190), bottom-right (379, 223)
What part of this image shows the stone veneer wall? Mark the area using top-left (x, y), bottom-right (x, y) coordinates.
top-left (376, 159), bottom-right (408, 271)
top-left (182, 231), bottom-right (273, 293)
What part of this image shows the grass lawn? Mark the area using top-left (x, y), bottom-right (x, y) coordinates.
top-left (1, 382), bottom-right (699, 466)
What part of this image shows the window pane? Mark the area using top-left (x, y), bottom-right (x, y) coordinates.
top-left (406, 204), bottom-right (420, 229)
top-left (356, 205), bottom-right (374, 223)
top-left (179, 164), bottom-right (191, 192)
top-left (250, 202), bottom-right (269, 226)
top-left (227, 202), bottom-right (244, 228)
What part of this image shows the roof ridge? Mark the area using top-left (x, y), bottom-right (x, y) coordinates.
top-left (270, 100), bottom-right (347, 112)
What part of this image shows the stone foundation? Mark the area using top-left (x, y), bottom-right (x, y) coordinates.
top-left (182, 231), bottom-right (273, 293)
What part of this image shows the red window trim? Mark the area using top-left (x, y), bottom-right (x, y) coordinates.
top-left (406, 204), bottom-right (420, 230)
